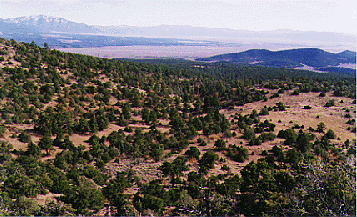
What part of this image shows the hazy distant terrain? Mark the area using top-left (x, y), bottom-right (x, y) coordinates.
top-left (57, 45), bottom-right (301, 60)
top-left (58, 44), bottom-right (357, 61)
top-left (1, 15), bottom-right (355, 51)
top-left (0, 15), bottom-right (228, 48)
top-left (96, 24), bottom-right (356, 46)
top-left (1, 15), bottom-right (356, 74)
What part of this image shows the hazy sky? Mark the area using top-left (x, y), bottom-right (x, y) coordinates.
top-left (0, 0), bottom-right (356, 34)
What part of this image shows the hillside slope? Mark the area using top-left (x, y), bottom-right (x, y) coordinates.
top-left (0, 38), bottom-right (355, 216)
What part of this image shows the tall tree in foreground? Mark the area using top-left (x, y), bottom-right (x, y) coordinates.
top-left (285, 158), bottom-right (356, 216)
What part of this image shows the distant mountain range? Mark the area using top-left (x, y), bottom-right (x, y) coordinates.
top-left (96, 25), bottom-right (355, 44)
top-left (1, 15), bottom-right (99, 34)
top-left (196, 48), bottom-right (356, 72)
top-left (0, 15), bottom-right (356, 49)
top-left (0, 15), bottom-right (227, 48)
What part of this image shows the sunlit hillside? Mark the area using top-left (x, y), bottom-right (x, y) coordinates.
top-left (0, 38), bottom-right (355, 216)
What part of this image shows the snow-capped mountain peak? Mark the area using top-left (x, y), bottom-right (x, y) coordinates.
top-left (5, 15), bottom-right (69, 25)
top-left (2, 15), bottom-right (98, 34)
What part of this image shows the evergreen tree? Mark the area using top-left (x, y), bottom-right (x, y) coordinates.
top-left (38, 136), bottom-right (53, 155)
top-left (26, 142), bottom-right (41, 158)
top-left (159, 156), bottom-right (189, 187)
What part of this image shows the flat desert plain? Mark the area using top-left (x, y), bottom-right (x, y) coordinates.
top-left (58, 44), bottom-right (355, 60)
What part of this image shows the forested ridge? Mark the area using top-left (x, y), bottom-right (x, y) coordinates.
top-left (0, 38), bottom-right (355, 216)
top-left (195, 48), bottom-right (356, 69)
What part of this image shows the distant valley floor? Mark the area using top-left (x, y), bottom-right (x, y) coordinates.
top-left (58, 44), bottom-right (356, 61)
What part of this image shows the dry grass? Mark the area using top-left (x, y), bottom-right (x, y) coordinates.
top-left (181, 90), bottom-right (356, 177)
top-left (106, 158), bottom-right (163, 184)
top-left (35, 192), bottom-right (64, 206)
top-left (0, 46), bottom-right (21, 68)
top-left (221, 89), bottom-right (356, 141)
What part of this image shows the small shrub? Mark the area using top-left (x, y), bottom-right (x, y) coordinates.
top-left (291, 90), bottom-right (299, 95)
top-left (344, 113), bottom-right (352, 118)
top-left (324, 99), bottom-right (335, 107)
top-left (270, 93), bottom-right (280, 99)
top-left (258, 132), bottom-right (276, 142)
top-left (214, 139), bottom-right (226, 151)
top-left (185, 146), bottom-right (200, 160)
top-left (292, 124), bottom-right (301, 129)
top-left (221, 164), bottom-right (230, 171)
top-left (124, 126), bottom-right (133, 133)
top-left (324, 129), bottom-right (335, 139)
top-left (261, 150), bottom-right (268, 156)
top-left (224, 130), bottom-right (232, 138)
top-left (346, 119), bottom-right (355, 125)
top-left (199, 140), bottom-right (207, 146)
top-left (249, 138), bottom-right (262, 146)
top-left (278, 88), bottom-right (284, 93)
top-left (18, 132), bottom-right (31, 143)
top-left (259, 107), bottom-right (269, 115)
top-left (275, 102), bottom-right (286, 111)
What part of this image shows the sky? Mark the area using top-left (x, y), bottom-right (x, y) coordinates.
top-left (0, 0), bottom-right (356, 34)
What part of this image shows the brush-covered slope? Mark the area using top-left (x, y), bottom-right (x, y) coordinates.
top-left (0, 38), bottom-right (355, 216)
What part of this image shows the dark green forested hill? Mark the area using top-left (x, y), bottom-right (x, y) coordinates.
top-left (0, 38), bottom-right (355, 216)
top-left (196, 48), bottom-right (357, 68)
